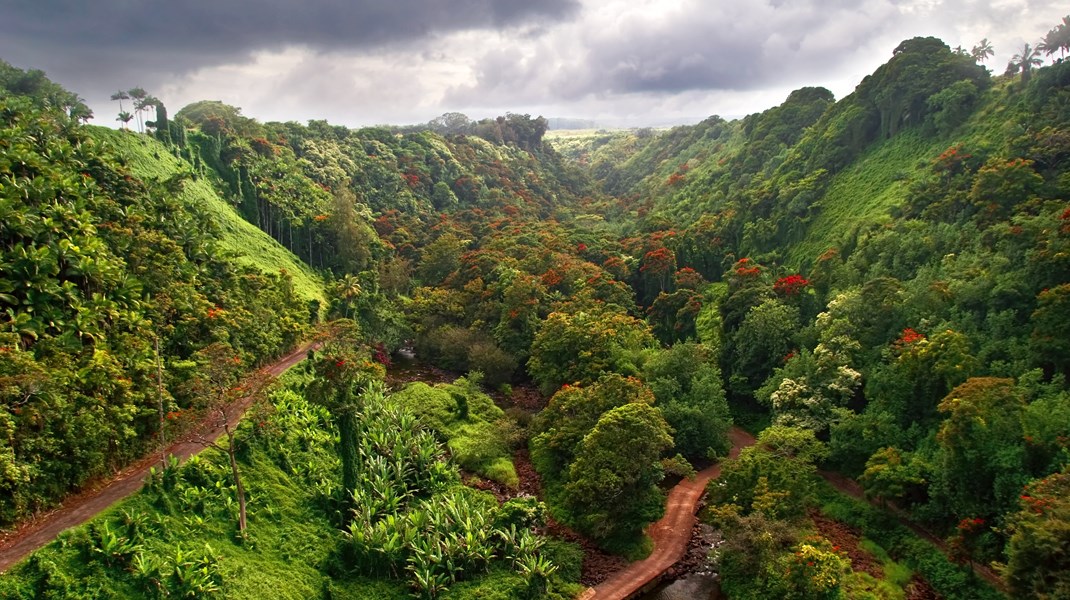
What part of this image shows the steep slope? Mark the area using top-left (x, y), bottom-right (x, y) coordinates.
top-left (89, 127), bottom-right (326, 305)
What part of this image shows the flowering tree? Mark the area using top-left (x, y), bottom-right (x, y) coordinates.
top-left (1003, 467), bottom-right (1070, 598)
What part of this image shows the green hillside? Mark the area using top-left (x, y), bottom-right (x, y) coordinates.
top-left (89, 127), bottom-right (326, 306)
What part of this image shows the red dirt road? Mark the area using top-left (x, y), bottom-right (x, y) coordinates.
top-left (0, 342), bottom-right (316, 573)
top-left (818, 469), bottom-right (1008, 593)
top-left (580, 427), bottom-right (756, 600)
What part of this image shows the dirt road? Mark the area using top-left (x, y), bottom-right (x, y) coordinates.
top-left (818, 469), bottom-right (1008, 593)
top-left (581, 425), bottom-right (1007, 599)
top-left (580, 427), bottom-right (756, 600)
top-left (0, 341), bottom-right (316, 573)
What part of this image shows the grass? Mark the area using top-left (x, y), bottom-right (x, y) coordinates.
top-left (789, 129), bottom-right (945, 267)
top-left (387, 380), bottom-right (519, 487)
top-left (88, 128), bottom-right (326, 307)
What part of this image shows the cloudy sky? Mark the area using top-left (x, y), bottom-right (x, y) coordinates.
top-left (2, 0), bottom-right (1067, 128)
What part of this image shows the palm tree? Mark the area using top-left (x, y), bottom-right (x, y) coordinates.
top-left (1039, 27), bottom-right (1064, 59)
top-left (1012, 43), bottom-right (1043, 85)
top-left (134, 93), bottom-right (160, 134)
top-left (116, 111), bottom-right (133, 129)
top-left (971, 38), bottom-right (994, 64)
top-left (127, 87), bottom-right (148, 132)
top-left (110, 90), bottom-right (130, 128)
top-left (337, 274), bottom-right (362, 319)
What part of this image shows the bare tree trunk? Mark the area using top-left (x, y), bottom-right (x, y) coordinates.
top-left (220, 419), bottom-right (247, 534)
top-left (155, 336), bottom-right (166, 469)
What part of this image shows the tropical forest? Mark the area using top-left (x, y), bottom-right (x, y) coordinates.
top-left (1, 14), bottom-right (1070, 600)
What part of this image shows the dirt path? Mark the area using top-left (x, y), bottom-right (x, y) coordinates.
top-left (0, 341), bottom-right (316, 573)
top-left (818, 469), bottom-right (1008, 593)
top-left (580, 428), bottom-right (756, 600)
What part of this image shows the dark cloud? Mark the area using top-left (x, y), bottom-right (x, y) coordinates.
top-left (562, 0), bottom-right (898, 96)
top-left (0, 0), bottom-right (579, 94)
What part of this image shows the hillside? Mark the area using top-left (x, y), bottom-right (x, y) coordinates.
top-left (89, 128), bottom-right (326, 306)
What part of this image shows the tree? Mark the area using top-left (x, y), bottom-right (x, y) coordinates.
top-left (127, 86), bottom-right (149, 133)
top-left (110, 90), bottom-right (131, 129)
top-left (530, 373), bottom-right (656, 479)
top-left (859, 446), bottom-right (925, 508)
top-left (184, 342), bottom-right (269, 535)
top-left (527, 307), bottom-right (656, 394)
top-left (564, 402), bottom-right (673, 545)
top-left (1003, 467), bottom-right (1070, 599)
top-left (306, 322), bottom-right (386, 513)
top-left (1039, 19), bottom-right (1069, 60)
top-left (971, 38), bottom-right (994, 63)
top-left (1030, 284), bottom-right (1070, 378)
top-left (643, 342), bottom-right (731, 459)
top-left (326, 189), bottom-right (378, 275)
top-left (936, 377), bottom-right (1028, 520)
top-left (1011, 43), bottom-right (1043, 85)
top-left (710, 426), bottom-right (828, 521)
top-left (334, 274), bottom-right (362, 319)
top-left (760, 338), bottom-right (861, 435)
top-left (116, 110), bottom-right (133, 129)
top-left (730, 298), bottom-right (800, 397)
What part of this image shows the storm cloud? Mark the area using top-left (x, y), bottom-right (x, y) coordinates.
top-left (0, 0), bottom-right (578, 94)
top-left (2, 0), bottom-right (1068, 127)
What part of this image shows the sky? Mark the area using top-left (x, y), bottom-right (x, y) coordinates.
top-left (2, 0), bottom-right (1067, 129)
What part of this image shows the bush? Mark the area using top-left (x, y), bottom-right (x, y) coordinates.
top-left (467, 341), bottom-right (517, 387)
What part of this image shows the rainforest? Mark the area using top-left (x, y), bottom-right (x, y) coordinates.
top-left (2, 17), bottom-right (1070, 600)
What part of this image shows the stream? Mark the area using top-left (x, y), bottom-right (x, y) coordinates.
top-left (640, 575), bottom-right (723, 600)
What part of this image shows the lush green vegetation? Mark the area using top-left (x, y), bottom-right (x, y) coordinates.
top-left (0, 367), bottom-right (582, 599)
top-left (6, 16), bottom-right (1070, 598)
top-left (0, 63), bottom-right (318, 526)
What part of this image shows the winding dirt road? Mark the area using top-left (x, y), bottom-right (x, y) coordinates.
top-left (580, 425), bottom-right (1008, 599)
top-left (0, 341), bottom-right (316, 573)
top-left (580, 427), bottom-right (756, 600)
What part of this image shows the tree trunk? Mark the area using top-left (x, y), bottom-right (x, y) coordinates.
top-left (223, 422), bottom-right (248, 534)
top-left (338, 402), bottom-right (360, 517)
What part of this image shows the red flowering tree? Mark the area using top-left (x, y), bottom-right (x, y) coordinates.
top-left (947, 516), bottom-right (987, 568)
top-left (773, 274), bottom-right (810, 297)
top-left (1004, 467), bottom-right (1070, 598)
top-left (639, 246), bottom-right (677, 303)
top-left (674, 267), bottom-right (705, 290)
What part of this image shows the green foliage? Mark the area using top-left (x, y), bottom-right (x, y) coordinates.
top-left (527, 307), bottom-right (656, 394)
top-left (934, 377), bottom-right (1028, 521)
top-left (710, 426), bottom-right (828, 522)
top-left (564, 402), bottom-right (673, 547)
top-left (389, 378), bottom-right (518, 487)
top-left (1003, 466), bottom-right (1070, 599)
top-left (530, 373), bottom-right (655, 481)
top-left (816, 483), bottom-right (1004, 600)
top-left (643, 341), bottom-right (732, 459)
top-left (0, 368), bottom-right (576, 600)
top-left (0, 68), bottom-right (317, 525)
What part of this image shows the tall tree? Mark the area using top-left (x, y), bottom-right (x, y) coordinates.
top-left (564, 402), bottom-right (673, 544)
top-left (970, 38), bottom-right (994, 63)
top-left (110, 90), bottom-right (130, 129)
top-left (126, 86), bottom-right (149, 133)
top-left (184, 342), bottom-right (269, 536)
top-left (1011, 43), bottom-right (1043, 85)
